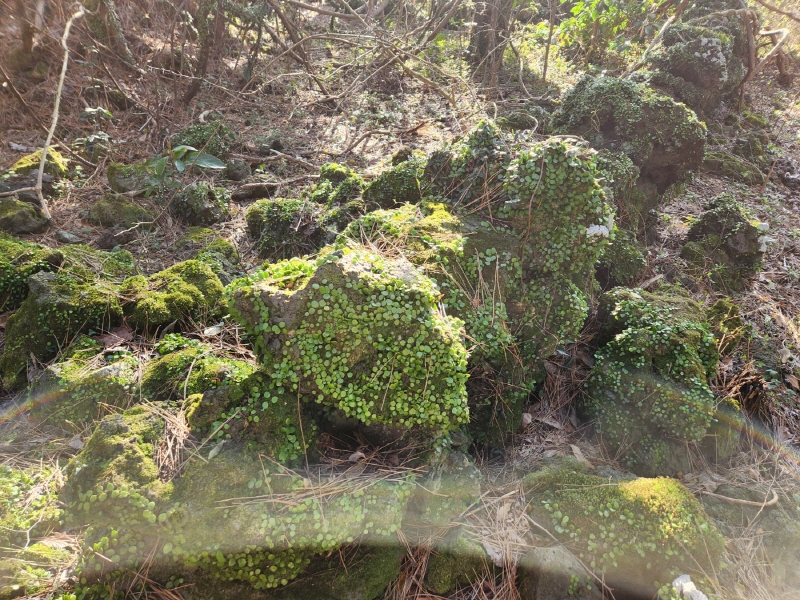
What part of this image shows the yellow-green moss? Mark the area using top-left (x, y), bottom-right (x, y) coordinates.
top-left (0, 233), bottom-right (62, 312)
top-left (88, 193), bottom-right (154, 228)
top-left (523, 463), bottom-right (724, 586)
top-left (9, 148), bottom-right (68, 177)
top-left (121, 260), bottom-right (224, 331)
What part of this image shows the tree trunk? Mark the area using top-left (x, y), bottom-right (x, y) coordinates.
top-left (13, 0), bottom-right (34, 54)
top-left (468, 0), bottom-right (514, 93)
top-left (83, 0), bottom-right (137, 68)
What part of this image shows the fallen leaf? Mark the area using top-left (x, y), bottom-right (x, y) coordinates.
top-left (97, 326), bottom-right (134, 347)
top-left (208, 440), bottom-right (225, 459)
top-left (779, 348), bottom-right (794, 364)
top-left (576, 350), bottom-right (595, 367)
top-left (570, 444), bottom-right (594, 469)
top-left (203, 323), bottom-right (224, 336)
top-left (481, 541), bottom-right (503, 567)
top-left (521, 413), bottom-right (533, 427)
top-left (534, 416), bottom-right (562, 429)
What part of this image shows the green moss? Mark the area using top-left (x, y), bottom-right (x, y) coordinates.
top-left (305, 163), bottom-right (365, 207)
top-left (246, 198), bottom-right (331, 260)
top-left (424, 532), bottom-right (488, 595)
top-left (0, 543), bottom-right (71, 600)
top-left (523, 463), bottom-right (724, 586)
top-left (59, 244), bottom-right (139, 283)
top-left (107, 160), bottom-right (164, 194)
top-left (172, 120), bottom-right (234, 159)
top-left (27, 346), bottom-right (139, 427)
top-left (362, 154), bottom-right (426, 208)
top-left (9, 148), bottom-right (69, 177)
top-left (0, 196), bottom-right (49, 234)
top-left (597, 227), bottom-right (647, 288)
top-left (121, 260), bottom-right (224, 331)
top-left (681, 193), bottom-right (763, 291)
top-left (0, 272), bottom-right (123, 390)
top-left (228, 247), bottom-right (469, 436)
top-left (177, 227), bottom-right (241, 284)
top-left (0, 233), bottom-right (62, 312)
top-left (0, 466), bottom-right (61, 549)
top-left (173, 182), bottom-right (231, 225)
top-left (141, 334), bottom-right (254, 400)
top-left (701, 150), bottom-right (764, 184)
top-left (741, 110), bottom-right (768, 128)
top-left (88, 193), bottom-right (154, 228)
top-left (584, 288), bottom-right (719, 474)
top-left (596, 150), bottom-right (657, 238)
top-left (552, 75), bottom-right (706, 193)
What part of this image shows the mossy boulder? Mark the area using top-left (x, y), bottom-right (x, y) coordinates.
top-left (176, 227), bottom-right (241, 284)
top-left (732, 130), bottom-right (769, 165)
top-left (0, 271), bottom-right (123, 390)
top-left (523, 460), bottom-right (724, 596)
top-left (107, 160), bottom-right (164, 194)
top-left (306, 162), bottom-right (365, 207)
top-left (596, 227), bottom-right (647, 288)
top-left (26, 340), bottom-right (138, 427)
top-left (227, 247), bottom-right (469, 437)
top-left (0, 234), bottom-right (62, 312)
top-left (583, 287), bottom-right (719, 475)
top-left (62, 407), bottom-right (413, 595)
top-left (172, 120), bottom-right (234, 159)
top-left (246, 198), bottom-right (333, 260)
top-left (424, 529), bottom-right (489, 595)
top-left (681, 193), bottom-right (763, 291)
top-left (88, 193), bottom-right (155, 228)
top-left (552, 75), bottom-right (706, 194)
top-left (518, 545), bottom-right (601, 600)
top-left (596, 150), bottom-right (659, 240)
top-left (362, 153), bottom-right (425, 208)
top-left (141, 334), bottom-right (255, 400)
top-left (121, 260), bottom-right (224, 331)
top-left (173, 182), bottom-right (231, 225)
top-left (0, 196), bottom-right (49, 234)
top-left (8, 148), bottom-right (69, 177)
top-left (701, 150), bottom-right (765, 184)
top-left (224, 157), bottom-right (251, 181)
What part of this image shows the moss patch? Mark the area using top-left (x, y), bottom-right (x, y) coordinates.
top-left (0, 233), bottom-right (62, 312)
top-left (9, 148), bottom-right (69, 177)
top-left (246, 198), bottom-right (332, 261)
top-left (88, 193), bottom-right (154, 228)
top-left (171, 120), bottom-right (234, 159)
top-left (172, 182), bottom-right (231, 225)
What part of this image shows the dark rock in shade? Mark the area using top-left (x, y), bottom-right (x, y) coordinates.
top-left (518, 545), bottom-right (602, 600)
top-left (732, 130), bottom-right (769, 165)
top-left (0, 271), bottom-right (123, 390)
top-left (172, 182), bottom-right (231, 225)
top-left (224, 157), bottom-right (252, 181)
top-left (0, 197), bottom-right (49, 234)
top-left (424, 529), bottom-right (489, 595)
top-left (681, 193), bottom-right (763, 291)
top-left (0, 172), bottom-right (56, 202)
top-left (88, 193), bottom-right (155, 228)
top-left (95, 227), bottom-right (138, 249)
top-left (0, 234), bottom-right (63, 312)
top-left (595, 227), bottom-right (647, 289)
top-left (702, 150), bottom-right (765, 185)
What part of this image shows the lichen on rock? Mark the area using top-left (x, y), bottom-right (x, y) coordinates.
top-left (8, 148), bottom-right (69, 178)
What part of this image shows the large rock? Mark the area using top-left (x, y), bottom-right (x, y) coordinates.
top-left (583, 288), bottom-right (721, 475)
top-left (107, 160), bottom-right (164, 194)
top-left (681, 193), bottom-right (763, 291)
top-left (552, 75), bottom-right (706, 195)
top-left (172, 182), bottom-right (231, 225)
top-left (88, 193), bottom-right (155, 228)
top-left (7, 148), bottom-right (69, 177)
top-left (0, 234), bottom-right (62, 312)
top-left (523, 460), bottom-right (724, 597)
top-left (518, 546), bottom-right (602, 600)
top-left (0, 197), bottom-right (49, 234)
top-left (228, 248), bottom-right (469, 437)
top-left (0, 271), bottom-right (123, 390)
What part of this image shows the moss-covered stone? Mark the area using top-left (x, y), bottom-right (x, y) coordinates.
top-left (552, 75), bottom-right (706, 194)
top-left (0, 196), bottom-right (49, 234)
top-left (26, 341), bottom-right (138, 427)
top-left (732, 130), bottom-right (769, 166)
top-left (177, 227), bottom-right (241, 284)
top-left (0, 234), bottom-right (62, 312)
top-left (107, 160), bottom-right (165, 194)
top-left (596, 150), bottom-right (658, 240)
top-left (173, 182), bottom-right (231, 225)
top-left (8, 148), bottom-right (68, 177)
top-left (246, 198), bottom-right (333, 260)
top-left (701, 150), bottom-right (765, 184)
top-left (141, 334), bottom-right (254, 401)
top-left (88, 193), bottom-right (155, 228)
top-left (596, 227), bottom-right (647, 288)
top-left (0, 271), bottom-right (123, 390)
top-left (228, 247), bottom-right (469, 437)
top-left (583, 287), bottom-right (719, 475)
top-left (681, 193), bottom-right (763, 291)
top-left (362, 154), bottom-right (425, 208)
top-left (121, 260), bottom-right (224, 331)
top-left (172, 120), bottom-right (234, 159)
top-left (523, 462), bottom-right (724, 595)
top-left (424, 530), bottom-right (488, 595)
top-left (306, 163), bottom-right (365, 207)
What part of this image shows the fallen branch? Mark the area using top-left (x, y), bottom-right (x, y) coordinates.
top-left (35, 4), bottom-right (86, 220)
top-left (699, 488), bottom-right (779, 508)
top-left (752, 0), bottom-right (800, 24)
top-left (741, 28), bottom-right (790, 86)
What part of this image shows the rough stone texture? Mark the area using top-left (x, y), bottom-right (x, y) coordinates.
top-left (224, 158), bottom-right (252, 181)
top-left (424, 529), bottom-right (489, 595)
top-left (172, 182), bottom-right (231, 225)
top-left (553, 75), bottom-right (706, 194)
top-left (518, 546), bottom-right (602, 600)
top-left (8, 148), bottom-right (69, 177)
top-left (0, 197), bottom-right (49, 234)
top-left (0, 272), bottom-right (123, 390)
top-left (702, 150), bottom-right (765, 185)
top-left (681, 193), bottom-right (763, 291)
top-left (88, 193), bottom-right (154, 228)
top-left (107, 161), bottom-right (164, 194)
top-left (0, 172), bottom-right (56, 202)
